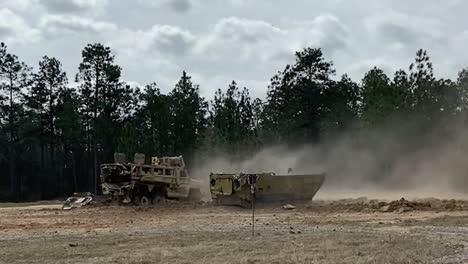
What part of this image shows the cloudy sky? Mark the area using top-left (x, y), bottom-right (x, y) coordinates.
top-left (1, 0), bottom-right (467, 99)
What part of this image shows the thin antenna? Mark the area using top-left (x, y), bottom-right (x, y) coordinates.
top-left (251, 182), bottom-right (255, 236)
top-left (250, 174), bottom-right (257, 236)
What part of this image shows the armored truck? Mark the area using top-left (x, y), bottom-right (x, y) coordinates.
top-left (100, 153), bottom-right (202, 206)
top-left (210, 172), bottom-right (325, 207)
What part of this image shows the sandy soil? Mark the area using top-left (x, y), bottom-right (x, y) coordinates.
top-left (1, 198), bottom-right (468, 264)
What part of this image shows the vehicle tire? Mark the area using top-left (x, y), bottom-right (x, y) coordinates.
top-left (152, 193), bottom-right (165, 205)
top-left (140, 195), bottom-right (151, 206)
top-left (240, 198), bottom-right (252, 209)
top-left (188, 188), bottom-right (202, 202)
top-left (132, 195), bottom-right (141, 206)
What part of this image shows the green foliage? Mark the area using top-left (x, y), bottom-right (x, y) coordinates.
top-left (23, 56), bottom-right (68, 166)
top-left (127, 83), bottom-right (173, 157)
top-left (170, 71), bottom-right (208, 160)
top-left (319, 74), bottom-right (360, 135)
top-left (361, 67), bottom-right (393, 126)
top-left (76, 43), bottom-right (134, 163)
top-left (3, 42), bottom-right (468, 200)
top-left (56, 88), bottom-right (83, 149)
top-left (0, 43), bottom-right (31, 142)
top-left (264, 48), bottom-right (363, 142)
top-left (210, 81), bottom-right (257, 156)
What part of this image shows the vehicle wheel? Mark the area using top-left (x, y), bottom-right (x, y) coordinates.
top-left (188, 188), bottom-right (202, 202)
top-left (152, 193), bottom-right (165, 205)
top-left (140, 195), bottom-right (151, 206)
top-left (132, 195), bottom-right (141, 206)
top-left (240, 199), bottom-right (252, 209)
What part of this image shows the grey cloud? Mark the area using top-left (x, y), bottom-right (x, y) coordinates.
top-left (269, 49), bottom-right (296, 64)
top-left (40, 15), bottom-right (117, 34)
top-left (147, 25), bottom-right (195, 54)
top-left (376, 23), bottom-right (419, 46)
top-left (168, 0), bottom-right (192, 13)
top-left (39, 0), bottom-right (108, 14)
top-left (0, 8), bottom-right (41, 45)
top-left (137, 0), bottom-right (192, 13)
top-left (40, 0), bottom-right (87, 13)
top-left (0, 25), bottom-right (14, 38)
top-left (345, 58), bottom-right (396, 81)
top-left (365, 12), bottom-right (444, 48)
top-left (3, 0), bottom-right (40, 12)
top-left (6, 0), bottom-right (468, 101)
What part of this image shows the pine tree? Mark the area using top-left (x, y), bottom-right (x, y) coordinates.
top-left (76, 43), bottom-right (124, 193)
top-left (265, 47), bottom-right (335, 143)
top-left (210, 81), bottom-right (255, 157)
top-left (360, 67), bottom-right (393, 126)
top-left (24, 56), bottom-right (67, 168)
top-left (0, 43), bottom-right (31, 200)
top-left (55, 88), bottom-right (83, 192)
top-left (137, 82), bottom-right (173, 157)
top-left (170, 71), bottom-right (208, 161)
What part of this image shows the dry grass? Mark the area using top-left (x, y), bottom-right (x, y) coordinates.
top-left (0, 224), bottom-right (459, 264)
top-left (0, 202), bottom-right (467, 264)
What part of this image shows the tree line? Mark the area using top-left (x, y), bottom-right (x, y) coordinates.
top-left (1, 42), bottom-right (468, 201)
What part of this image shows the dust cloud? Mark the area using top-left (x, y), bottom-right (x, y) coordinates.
top-left (191, 120), bottom-right (468, 200)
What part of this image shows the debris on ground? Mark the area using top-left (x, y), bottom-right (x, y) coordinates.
top-left (62, 192), bottom-right (93, 210)
top-left (308, 197), bottom-right (468, 213)
top-left (282, 204), bottom-right (296, 210)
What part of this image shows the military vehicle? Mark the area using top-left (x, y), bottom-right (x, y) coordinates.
top-left (100, 153), bottom-right (202, 206)
top-left (210, 172), bottom-right (325, 207)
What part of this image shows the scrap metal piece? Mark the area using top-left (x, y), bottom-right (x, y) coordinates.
top-left (62, 192), bottom-right (93, 210)
top-left (282, 204), bottom-right (296, 210)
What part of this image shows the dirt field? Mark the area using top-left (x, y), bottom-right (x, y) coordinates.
top-left (1, 198), bottom-right (468, 264)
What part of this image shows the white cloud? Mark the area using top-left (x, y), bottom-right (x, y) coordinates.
top-left (0, 8), bottom-right (41, 45)
top-left (194, 17), bottom-right (285, 61)
top-left (40, 15), bottom-right (117, 34)
top-left (291, 15), bottom-right (349, 55)
top-left (5, 0), bottom-right (468, 100)
top-left (111, 25), bottom-right (195, 57)
top-left (193, 73), bottom-right (269, 100)
top-left (344, 58), bottom-right (397, 82)
top-left (194, 15), bottom-right (349, 66)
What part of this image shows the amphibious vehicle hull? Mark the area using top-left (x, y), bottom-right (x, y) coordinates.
top-left (210, 172), bottom-right (325, 207)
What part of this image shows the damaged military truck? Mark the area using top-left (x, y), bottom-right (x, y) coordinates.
top-left (100, 153), bottom-right (202, 205)
top-left (210, 172), bottom-right (325, 207)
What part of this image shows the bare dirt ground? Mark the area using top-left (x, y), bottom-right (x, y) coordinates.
top-left (1, 198), bottom-right (468, 264)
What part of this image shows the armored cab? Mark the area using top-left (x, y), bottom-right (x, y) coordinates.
top-left (100, 153), bottom-right (202, 205)
top-left (210, 172), bottom-right (325, 207)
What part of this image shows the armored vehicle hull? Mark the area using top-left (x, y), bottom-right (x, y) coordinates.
top-left (100, 153), bottom-right (202, 206)
top-left (210, 172), bottom-right (325, 207)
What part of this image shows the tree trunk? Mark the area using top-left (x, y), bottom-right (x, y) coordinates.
top-left (72, 150), bottom-right (78, 193)
top-left (9, 72), bottom-right (13, 142)
top-left (40, 141), bottom-right (44, 169)
top-left (49, 83), bottom-right (55, 169)
top-left (8, 73), bottom-right (17, 201)
top-left (93, 64), bottom-right (100, 195)
top-left (9, 147), bottom-right (16, 201)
